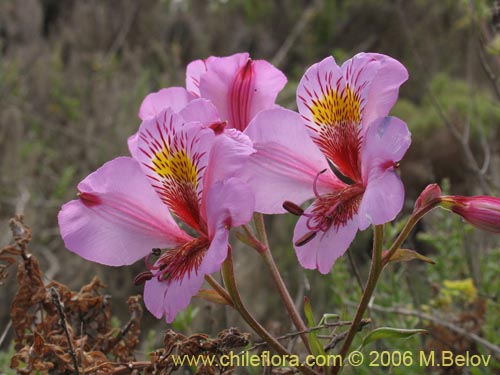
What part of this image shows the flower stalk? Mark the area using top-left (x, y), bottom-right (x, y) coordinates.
top-left (221, 247), bottom-right (318, 375)
top-left (253, 213), bottom-right (312, 354)
top-left (332, 225), bottom-right (385, 374)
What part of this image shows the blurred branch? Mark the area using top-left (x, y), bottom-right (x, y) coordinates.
top-left (396, 0), bottom-right (493, 194)
top-left (0, 320), bottom-right (12, 348)
top-left (50, 287), bottom-right (80, 375)
top-left (246, 318), bottom-right (372, 353)
top-left (368, 303), bottom-right (500, 360)
top-left (271, 0), bottom-right (322, 68)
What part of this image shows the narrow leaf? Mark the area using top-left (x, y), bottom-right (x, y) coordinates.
top-left (303, 297), bottom-right (326, 357)
top-left (195, 289), bottom-right (231, 305)
top-left (384, 248), bottom-right (435, 264)
top-left (360, 327), bottom-right (428, 350)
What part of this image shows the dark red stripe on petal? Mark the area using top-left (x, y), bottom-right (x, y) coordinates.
top-left (230, 59), bottom-right (254, 131)
top-left (78, 192), bottom-right (102, 207)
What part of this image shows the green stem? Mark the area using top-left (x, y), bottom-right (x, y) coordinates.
top-left (253, 213), bottom-right (312, 354)
top-left (205, 275), bottom-right (234, 307)
top-left (331, 225), bottom-right (385, 375)
top-left (383, 201), bottom-right (439, 265)
top-left (221, 248), bottom-right (319, 375)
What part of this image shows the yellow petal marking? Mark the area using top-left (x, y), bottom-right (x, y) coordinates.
top-left (311, 86), bottom-right (361, 126)
top-left (152, 146), bottom-right (198, 187)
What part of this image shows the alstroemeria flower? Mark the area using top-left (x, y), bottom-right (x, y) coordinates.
top-left (186, 52), bottom-right (287, 131)
top-left (441, 196), bottom-right (500, 233)
top-left (241, 53), bottom-right (410, 274)
top-left (59, 108), bottom-right (254, 322)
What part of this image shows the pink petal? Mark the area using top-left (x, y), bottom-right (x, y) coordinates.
top-left (186, 59), bottom-right (208, 96)
top-left (205, 178), bottom-right (255, 239)
top-left (241, 108), bottom-right (342, 214)
top-left (58, 157), bottom-right (190, 266)
top-left (361, 116), bottom-right (411, 183)
top-left (296, 56), bottom-right (346, 135)
top-left (144, 269), bottom-right (205, 322)
top-left (201, 130), bottom-right (254, 215)
top-left (138, 87), bottom-right (194, 120)
top-left (293, 207), bottom-right (359, 274)
top-left (179, 98), bottom-right (221, 126)
top-left (129, 87), bottom-right (195, 158)
top-left (358, 171), bottom-right (405, 230)
top-left (197, 53), bottom-right (249, 129)
top-left (136, 109), bottom-right (215, 232)
top-left (199, 227), bottom-right (230, 275)
top-left (357, 53), bottom-right (409, 127)
top-left (197, 53), bottom-right (286, 131)
top-left (297, 53), bottom-right (407, 137)
top-left (246, 59), bottom-right (287, 125)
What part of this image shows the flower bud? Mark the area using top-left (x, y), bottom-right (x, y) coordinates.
top-left (441, 195), bottom-right (500, 233)
top-left (413, 184), bottom-right (442, 213)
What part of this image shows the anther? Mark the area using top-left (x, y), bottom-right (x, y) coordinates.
top-left (134, 271), bottom-right (153, 286)
top-left (283, 201), bottom-right (304, 216)
top-left (295, 231), bottom-right (317, 247)
top-left (152, 248), bottom-right (161, 256)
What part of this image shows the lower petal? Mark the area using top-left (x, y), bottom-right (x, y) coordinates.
top-left (293, 207), bottom-right (359, 274)
top-left (58, 157), bottom-right (189, 266)
top-left (144, 271), bottom-right (205, 323)
top-left (205, 178), bottom-right (255, 238)
top-left (358, 171), bottom-right (404, 230)
top-left (200, 228), bottom-right (230, 275)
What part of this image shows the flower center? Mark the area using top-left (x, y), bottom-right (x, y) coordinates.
top-left (289, 183), bottom-right (365, 247)
top-left (313, 119), bottom-right (363, 183)
top-left (152, 237), bottom-right (210, 283)
top-left (140, 122), bottom-right (207, 233)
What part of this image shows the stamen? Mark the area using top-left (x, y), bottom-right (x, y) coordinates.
top-left (156, 237), bottom-right (210, 282)
top-left (283, 201), bottom-right (304, 216)
top-left (134, 271), bottom-right (154, 286)
top-left (295, 231), bottom-right (317, 247)
top-left (313, 169), bottom-right (327, 198)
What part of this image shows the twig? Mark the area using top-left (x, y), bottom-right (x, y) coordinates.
top-left (245, 319), bottom-right (372, 353)
top-left (346, 250), bottom-right (364, 292)
top-left (0, 320), bottom-right (12, 348)
top-left (271, 0), bottom-right (322, 68)
top-left (50, 287), bottom-right (80, 375)
top-left (367, 303), bottom-right (500, 360)
top-left (324, 319), bottom-right (372, 352)
top-left (396, 0), bottom-right (492, 194)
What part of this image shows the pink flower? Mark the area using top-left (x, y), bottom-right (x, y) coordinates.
top-left (186, 52), bottom-right (287, 131)
top-left (441, 196), bottom-right (500, 233)
top-left (59, 108), bottom-right (254, 322)
top-left (240, 53), bottom-right (410, 274)
top-left (128, 53), bottom-right (285, 156)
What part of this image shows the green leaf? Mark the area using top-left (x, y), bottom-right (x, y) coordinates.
top-left (303, 297), bottom-right (326, 357)
top-left (384, 248), bottom-right (435, 264)
top-left (359, 327), bottom-right (428, 350)
top-left (195, 289), bottom-right (231, 305)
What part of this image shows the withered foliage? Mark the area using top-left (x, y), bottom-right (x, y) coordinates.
top-left (2, 216), bottom-right (250, 374)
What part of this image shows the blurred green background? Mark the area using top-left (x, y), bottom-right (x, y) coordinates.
top-left (1, 0), bottom-right (500, 373)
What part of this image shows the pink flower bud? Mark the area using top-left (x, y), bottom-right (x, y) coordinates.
top-left (441, 196), bottom-right (500, 233)
top-left (413, 184), bottom-right (442, 212)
